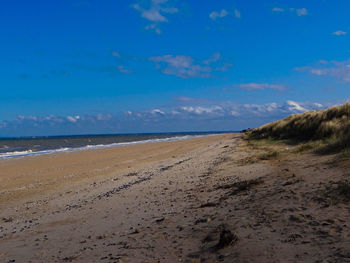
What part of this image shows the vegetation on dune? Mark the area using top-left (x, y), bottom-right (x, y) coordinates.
top-left (246, 102), bottom-right (350, 154)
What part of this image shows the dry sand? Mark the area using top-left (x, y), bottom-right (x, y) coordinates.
top-left (1, 133), bottom-right (350, 262)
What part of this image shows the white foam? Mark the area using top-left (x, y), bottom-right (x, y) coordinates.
top-left (0, 135), bottom-right (211, 160)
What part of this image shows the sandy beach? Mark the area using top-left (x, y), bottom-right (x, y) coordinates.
top-left (1, 133), bottom-right (350, 262)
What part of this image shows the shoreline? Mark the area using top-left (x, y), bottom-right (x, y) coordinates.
top-left (0, 133), bottom-right (221, 160)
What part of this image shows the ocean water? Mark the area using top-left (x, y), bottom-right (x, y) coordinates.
top-left (0, 132), bottom-right (230, 159)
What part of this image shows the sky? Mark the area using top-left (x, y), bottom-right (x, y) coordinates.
top-left (0, 0), bottom-right (350, 136)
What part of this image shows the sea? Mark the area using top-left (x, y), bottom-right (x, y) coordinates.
top-left (0, 131), bottom-right (232, 159)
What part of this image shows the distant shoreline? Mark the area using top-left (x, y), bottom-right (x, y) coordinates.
top-left (0, 130), bottom-right (237, 140)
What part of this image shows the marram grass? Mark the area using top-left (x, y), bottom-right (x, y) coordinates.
top-left (247, 102), bottom-right (350, 154)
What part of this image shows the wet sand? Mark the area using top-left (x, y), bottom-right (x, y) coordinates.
top-left (1, 133), bottom-right (350, 262)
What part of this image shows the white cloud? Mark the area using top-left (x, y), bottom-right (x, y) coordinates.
top-left (310, 69), bottom-right (325, 76)
top-left (133, 0), bottom-right (177, 22)
top-left (273, 7), bottom-right (308, 16)
top-left (209, 9), bottom-right (240, 20)
top-left (285, 100), bottom-right (308, 112)
top-left (95, 114), bottom-right (112, 121)
top-left (173, 96), bottom-right (194, 102)
top-left (230, 110), bottom-right (239, 116)
top-left (18, 115), bottom-right (38, 121)
top-left (295, 59), bottom-right (350, 82)
top-left (150, 54), bottom-right (217, 78)
top-left (118, 65), bottom-right (133, 74)
top-left (234, 83), bottom-right (286, 91)
top-left (132, 0), bottom-right (178, 33)
top-left (203, 53), bottom-right (221, 65)
top-left (145, 23), bottom-right (162, 34)
top-left (112, 51), bottom-right (121, 58)
top-left (139, 100), bottom-right (323, 120)
top-left (333, 30), bottom-right (347, 36)
top-left (181, 106), bottom-right (223, 115)
top-left (151, 109), bottom-right (165, 115)
top-left (313, 103), bottom-right (323, 108)
top-left (215, 63), bottom-right (233, 72)
top-left (110, 52), bottom-right (134, 74)
top-left (209, 9), bottom-right (228, 20)
top-left (0, 100), bottom-right (333, 136)
top-left (296, 8), bottom-right (308, 16)
top-left (234, 9), bottom-right (241, 18)
top-left (318, 60), bottom-right (329, 65)
top-left (149, 53), bottom-right (232, 78)
top-left (66, 116), bottom-right (80, 123)
top-left (272, 7), bottom-right (285, 12)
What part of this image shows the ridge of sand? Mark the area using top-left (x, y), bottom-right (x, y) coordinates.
top-left (1, 133), bottom-right (350, 262)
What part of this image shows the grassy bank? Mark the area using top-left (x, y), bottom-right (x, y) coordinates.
top-left (246, 102), bottom-right (350, 154)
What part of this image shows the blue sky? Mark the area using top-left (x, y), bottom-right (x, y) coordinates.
top-left (1, 0), bottom-right (350, 136)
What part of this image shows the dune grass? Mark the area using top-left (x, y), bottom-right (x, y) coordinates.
top-left (246, 103), bottom-right (350, 154)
